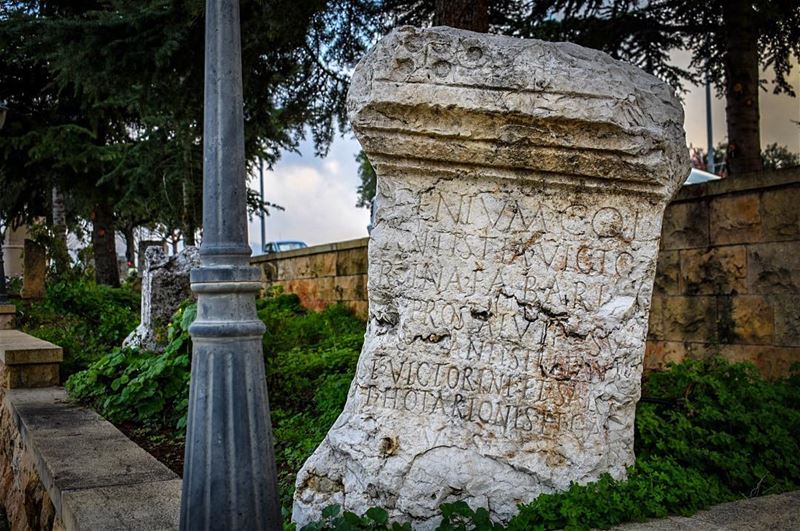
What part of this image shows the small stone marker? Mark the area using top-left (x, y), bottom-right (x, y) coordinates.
top-left (137, 239), bottom-right (165, 274)
top-left (0, 305), bottom-right (15, 330)
top-left (21, 239), bottom-right (46, 299)
top-left (293, 27), bottom-right (688, 527)
top-left (124, 246), bottom-right (199, 352)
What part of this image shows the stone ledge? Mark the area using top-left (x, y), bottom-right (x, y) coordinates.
top-left (251, 237), bottom-right (369, 263)
top-left (674, 167), bottom-right (800, 202)
top-left (3, 387), bottom-right (181, 530)
top-left (0, 330), bottom-right (63, 365)
top-left (60, 479), bottom-right (183, 531)
top-left (615, 490), bottom-right (800, 530)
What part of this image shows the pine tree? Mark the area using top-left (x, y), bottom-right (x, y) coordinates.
top-left (507, 0), bottom-right (800, 175)
top-left (380, 0), bottom-right (800, 176)
top-left (0, 0), bottom-right (377, 284)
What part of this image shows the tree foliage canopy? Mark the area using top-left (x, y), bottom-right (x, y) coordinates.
top-left (0, 0), bottom-right (377, 280)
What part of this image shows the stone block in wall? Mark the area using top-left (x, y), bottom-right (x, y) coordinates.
top-left (259, 260), bottom-right (279, 283)
top-left (313, 252), bottom-right (339, 278)
top-left (0, 364), bottom-right (60, 389)
top-left (335, 248), bottom-right (369, 277)
top-left (661, 201), bottom-right (709, 249)
top-left (679, 246), bottom-right (747, 295)
top-left (282, 277), bottom-right (337, 312)
top-left (772, 294), bottom-right (800, 347)
top-left (21, 239), bottom-right (46, 300)
top-left (716, 344), bottom-right (800, 379)
top-left (710, 194), bottom-right (762, 246)
top-left (716, 295), bottom-right (774, 345)
top-left (660, 296), bottom-right (717, 342)
top-left (653, 250), bottom-right (679, 296)
top-left (644, 340), bottom-right (686, 371)
top-left (647, 295), bottom-right (665, 340)
top-left (276, 256), bottom-right (305, 280)
top-left (644, 340), bottom-right (718, 371)
top-left (334, 275), bottom-right (368, 302)
top-left (278, 253), bottom-right (337, 280)
top-left (347, 300), bottom-right (369, 320)
top-left (761, 186), bottom-right (800, 241)
top-left (747, 242), bottom-right (800, 295)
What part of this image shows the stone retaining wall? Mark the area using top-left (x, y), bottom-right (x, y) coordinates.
top-left (251, 238), bottom-right (369, 319)
top-left (0, 387), bottom-right (181, 530)
top-left (646, 168), bottom-right (800, 377)
top-left (253, 169), bottom-right (800, 377)
top-left (0, 392), bottom-right (60, 530)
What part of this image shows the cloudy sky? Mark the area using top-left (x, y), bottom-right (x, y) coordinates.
top-left (246, 134), bottom-right (370, 253)
top-left (247, 62), bottom-right (800, 254)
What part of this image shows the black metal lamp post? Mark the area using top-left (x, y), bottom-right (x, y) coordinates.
top-left (179, 1), bottom-right (282, 529)
top-left (0, 101), bottom-right (9, 306)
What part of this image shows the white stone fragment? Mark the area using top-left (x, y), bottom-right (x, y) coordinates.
top-left (123, 246), bottom-right (199, 352)
top-left (293, 26), bottom-right (688, 529)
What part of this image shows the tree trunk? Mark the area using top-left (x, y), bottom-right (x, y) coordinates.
top-left (182, 176), bottom-right (196, 246)
top-left (51, 186), bottom-right (69, 274)
top-left (434, 0), bottom-right (488, 32)
top-left (122, 224), bottom-right (136, 267)
top-left (722, 0), bottom-right (763, 175)
top-left (92, 200), bottom-right (120, 287)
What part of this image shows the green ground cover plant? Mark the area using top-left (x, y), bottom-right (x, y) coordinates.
top-left (299, 359), bottom-right (800, 531)
top-left (64, 288), bottom-right (800, 530)
top-left (13, 279), bottom-right (139, 377)
top-left (66, 291), bottom-right (364, 517)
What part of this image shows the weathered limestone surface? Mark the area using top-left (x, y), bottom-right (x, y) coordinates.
top-left (293, 26), bottom-right (688, 527)
top-left (124, 246), bottom-right (199, 352)
top-left (137, 240), bottom-right (165, 275)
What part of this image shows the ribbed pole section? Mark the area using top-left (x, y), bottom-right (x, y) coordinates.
top-left (180, 0), bottom-right (282, 529)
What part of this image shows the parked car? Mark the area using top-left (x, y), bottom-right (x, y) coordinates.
top-left (263, 240), bottom-right (308, 254)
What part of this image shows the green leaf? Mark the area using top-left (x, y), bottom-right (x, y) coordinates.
top-left (366, 507), bottom-right (388, 524)
top-left (321, 504), bottom-right (341, 519)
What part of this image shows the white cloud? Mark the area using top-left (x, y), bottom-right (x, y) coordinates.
top-left (247, 134), bottom-right (370, 253)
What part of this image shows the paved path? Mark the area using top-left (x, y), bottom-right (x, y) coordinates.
top-left (616, 490), bottom-right (800, 530)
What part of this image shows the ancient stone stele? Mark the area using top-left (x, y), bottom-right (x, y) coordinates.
top-left (293, 26), bottom-right (688, 528)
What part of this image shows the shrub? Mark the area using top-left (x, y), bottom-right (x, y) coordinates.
top-left (66, 292), bottom-right (365, 513)
top-left (65, 302), bottom-right (193, 429)
top-left (14, 279), bottom-right (139, 377)
top-left (257, 294), bottom-right (364, 511)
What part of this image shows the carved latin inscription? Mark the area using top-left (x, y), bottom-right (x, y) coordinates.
top-left (293, 26), bottom-right (688, 529)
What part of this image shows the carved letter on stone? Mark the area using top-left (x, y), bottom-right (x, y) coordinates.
top-left (293, 27), bottom-right (688, 528)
